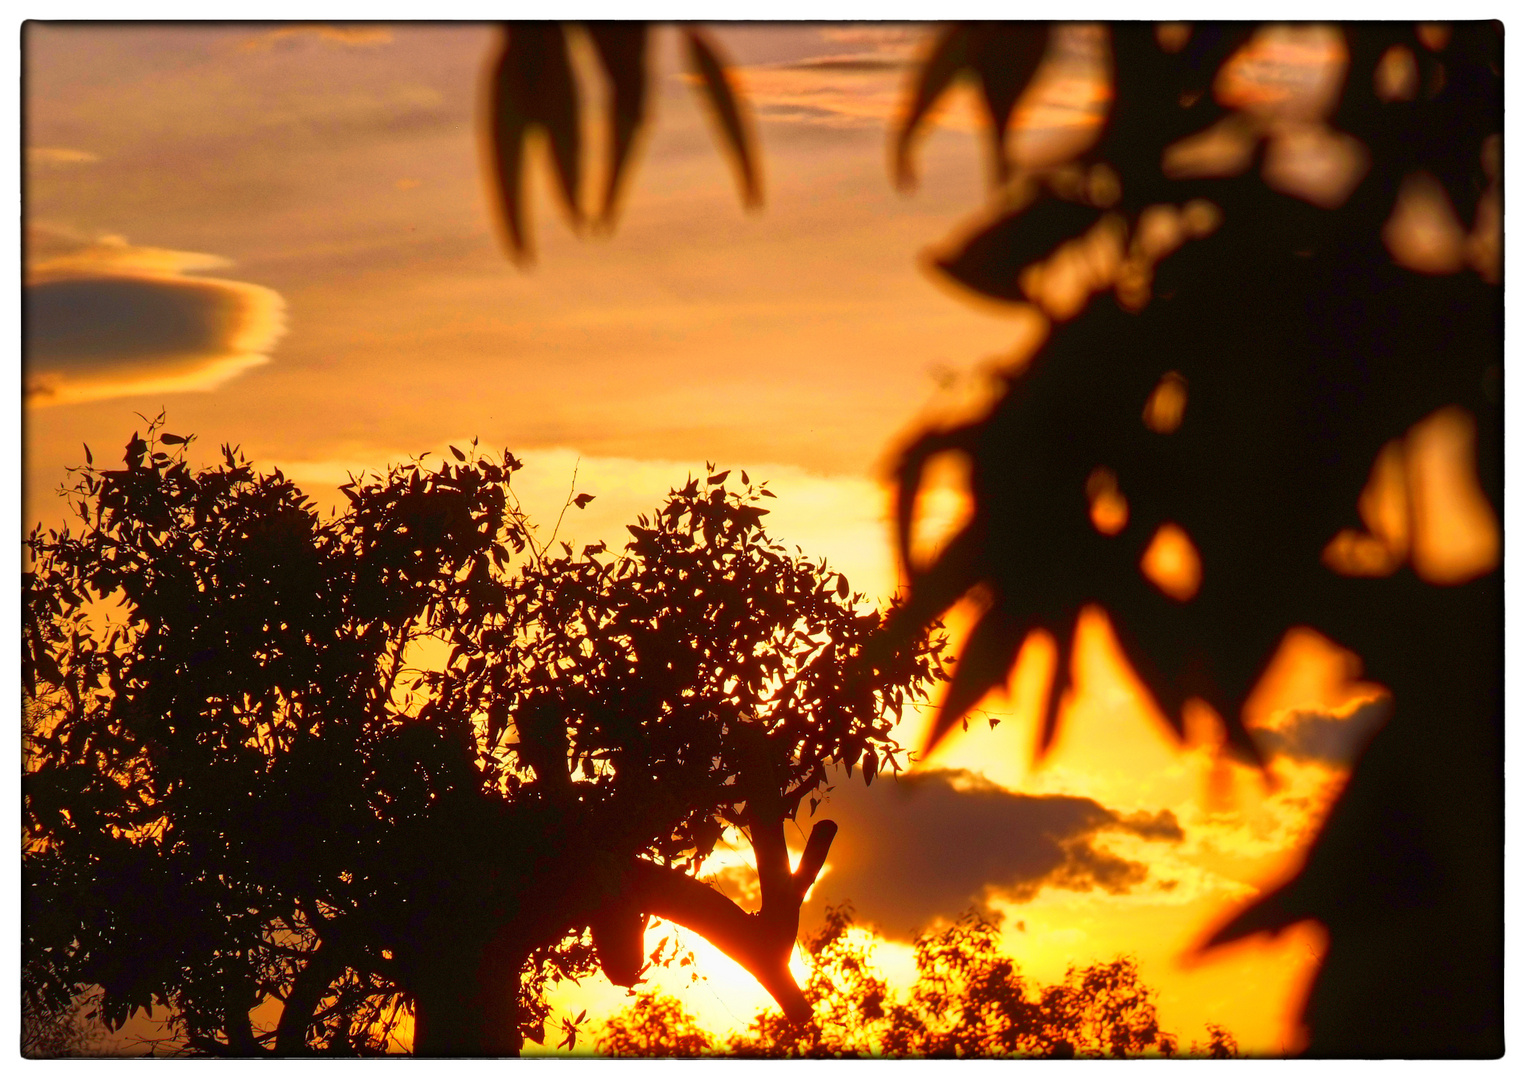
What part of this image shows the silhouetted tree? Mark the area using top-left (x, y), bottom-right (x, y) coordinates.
top-left (600, 904), bottom-right (1234, 1058)
top-left (22, 423), bottom-right (943, 1056)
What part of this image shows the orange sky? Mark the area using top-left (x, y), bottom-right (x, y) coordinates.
top-left (18, 20), bottom-right (1507, 1058)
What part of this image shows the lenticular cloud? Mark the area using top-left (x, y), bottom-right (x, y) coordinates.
top-left (24, 227), bottom-right (286, 406)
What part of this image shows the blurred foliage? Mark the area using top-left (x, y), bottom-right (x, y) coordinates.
top-left (878, 21), bottom-right (1502, 1058)
top-left (22, 419), bottom-right (942, 1055)
top-left (599, 905), bottom-right (1238, 1058)
top-left (486, 22), bottom-right (758, 262)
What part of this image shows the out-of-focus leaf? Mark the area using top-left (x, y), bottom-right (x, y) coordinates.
top-left (490, 23), bottom-right (583, 261)
top-left (895, 24), bottom-right (971, 190)
top-left (1034, 633), bottom-right (1071, 762)
top-left (684, 29), bottom-right (762, 208)
top-left (969, 23), bottom-right (1050, 184)
top-left (923, 603), bottom-right (1025, 756)
top-left (929, 198), bottom-right (1103, 303)
top-left (883, 526), bottom-right (982, 650)
top-left (588, 23), bottom-right (650, 225)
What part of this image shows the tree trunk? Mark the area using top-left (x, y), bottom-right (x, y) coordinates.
top-left (411, 925), bottom-right (526, 1057)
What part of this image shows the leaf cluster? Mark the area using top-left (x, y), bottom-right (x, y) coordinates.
top-left (488, 22), bottom-right (758, 261)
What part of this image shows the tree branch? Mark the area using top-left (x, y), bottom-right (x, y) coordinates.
top-left (623, 818), bottom-right (838, 1025)
top-left (274, 942), bottom-right (345, 1055)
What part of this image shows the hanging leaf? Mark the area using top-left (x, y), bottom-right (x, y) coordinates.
top-left (894, 24), bottom-right (971, 190)
top-left (573, 493), bottom-right (595, 509)
top-left (490, 22), bottom-right (583, 261)
top-left (969, 23), bottom-right (1051, 184)
top-left (685, 29), bottom-right (762, 208)
top-left (588, 22), bottom-right (650, 225)
top-left (1035, 631), bottom-right (1072, 762)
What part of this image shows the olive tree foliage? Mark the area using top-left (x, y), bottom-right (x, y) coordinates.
top-left (22, 421), bottom-right (944, 1055)
top-left (600, 905), bottom-right (1236, 1058)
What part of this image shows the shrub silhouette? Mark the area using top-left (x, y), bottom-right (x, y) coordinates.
top-left (22, 425), bottom-right (943, 1055)
top-left (600, 904), bottom-right (1236, 1058)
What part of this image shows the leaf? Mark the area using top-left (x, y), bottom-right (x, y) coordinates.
top-left (684, 29), bottom-right (761, 208)
top-left (969, 24), bottom-right (1050, 184)
top-left (924, 602), bottom-right (1026, 756)
top-left (587, 22), bottom-right (650, 225)
top-left (450, 444), bottom-right (466, 462)
top-left (490, 23), bottom-right (583, 261)
top-left (930, 198), bottom-right (1104, 303)
top-left (489, 40), bottom-right (531, 260)
top-left (82, 443), bottom-right (92, 465)
top-left (1035, 632), bottom-right (1073, 762)
top-left (895, 24), bottom-right (971, 190)
top-left (573, 493), bottom-right (595, 509)
top-left (836, 573), bottom-right (849, 598)
top-left (708, 470), bottom-right (730, 485)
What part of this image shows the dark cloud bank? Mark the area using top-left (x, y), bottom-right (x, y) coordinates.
top-left (1253, 697), bottom-right (1390, 767)
top-left (794, 768), bottom-right (1182, 940)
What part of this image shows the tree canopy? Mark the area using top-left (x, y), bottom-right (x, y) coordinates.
top-left (23, 422), bottom-right (943, 1055)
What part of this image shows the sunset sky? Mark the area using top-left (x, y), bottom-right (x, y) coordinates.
top-left (18, 17), bottom-right (1508, 1057)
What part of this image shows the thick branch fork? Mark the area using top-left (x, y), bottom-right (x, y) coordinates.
top-left (622, 818), bottom-right (838, 1023)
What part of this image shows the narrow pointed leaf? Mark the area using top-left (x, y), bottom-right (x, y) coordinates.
top-left (923, 603), bottom-right (1025, 755)
top-left (685, 29), bottom-right (761, 208)
top-left (491, 23), bottom-right (584, 260)
top-left (588, 22), bottom-right (650, 225)
top-left (1035, 630), bottom-right (1072, 761)
top-left (970, 23), bottom-right (1050, 184)
top-left (489, 31), bottom-right (532, 260)
top-left (895, 24), bottom-right (971, 190)
top-left (524, 23), bottom-right (582, 225)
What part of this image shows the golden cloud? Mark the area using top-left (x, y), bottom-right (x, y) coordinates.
top-left (26, 146), bottom-right (100, 167)
top-left (24, 227), bottom-right (286, 407)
